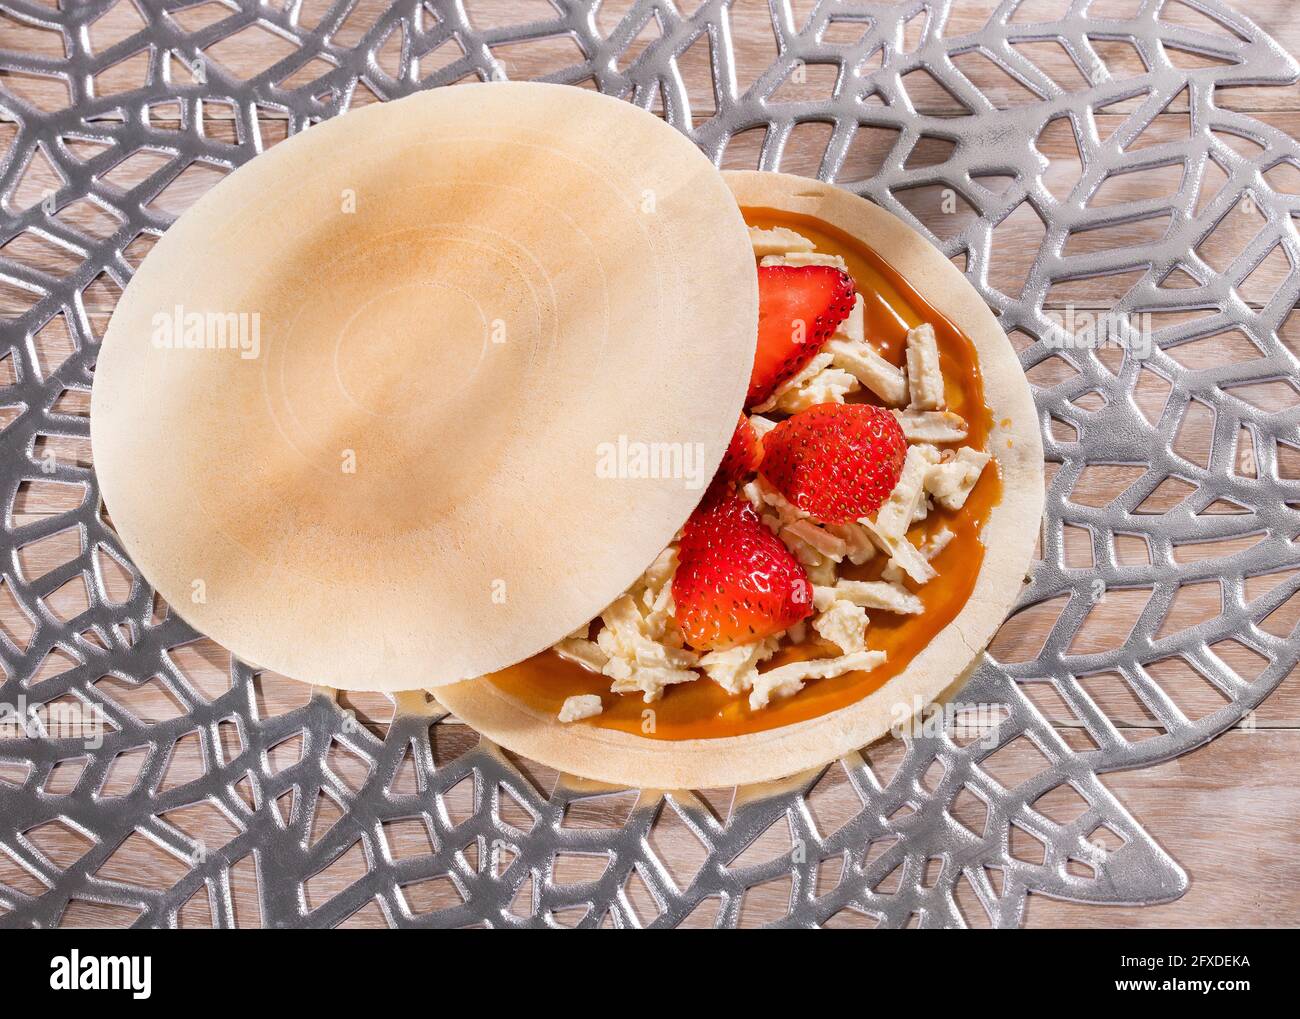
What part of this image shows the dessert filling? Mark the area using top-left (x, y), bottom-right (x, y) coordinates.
top-left (487, 209), bottom-right (1007, 740)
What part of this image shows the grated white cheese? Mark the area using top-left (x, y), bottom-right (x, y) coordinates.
top-left (825, 295), bottom-right (908, 405)
top-left (754, 475), bottom-right (808, 525)
top-left (752, 352), bottom-right (832, 413)
top-left (749, 650), bottom-right (886, 710)
top-left (595, 594), bottom-right (699, 702)
top-left (749, 225), bottom-right (816, 258)
top-left (826, 521), bottom-right (878, 565)
top-left (804, 557), bottom-right (838, 587)
top-left (553, 637), bottom-right (610, 673)
top-left (699, 636), bottom-right (781, 695)
top-left (922, 526), bottom-right (956, 561)
top-left (872, 444), bottom-right (941, 544)
top-left (767, 366), bottom-right (859, 413)
top-left (815, 579), bottom-right (923, 615)
top-left (558, 694), bottom-right (604, 723)
top-left (905, 322), bottom-right (946, 410)
top-left (828, 340), bottom-right (908, 406)
top-left (813, 599), bottom-right (869, 654)
top-left (607, 663), bottom-right (699, 702)
top-left (835, 291), bottom-right (866, 344)
top-left (778, 526), bottom-right (829, 570)
top-left (760, 251), bottom-right (849, 270)
top-left (891, 408), bottom-right (968, 443)
top-left (885, 536), bottom-right (937, 586)
top-left (858, 516), bottom-right (938, 586)
top-left (783, 518), bottom-right (848, 561)
top-left (924, 447), bottom-right (992, 511)
top-left (631, 545), bottom-right (680, 641)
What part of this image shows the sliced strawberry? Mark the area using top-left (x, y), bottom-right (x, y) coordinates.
top-left (715, 413), bottom-right (763, 486)
top-left (761, 403), bottom-right (907, 525)
top-left (748, 265), bottom-right (856, 407)
top-left (673, 493), bottom-right (812, 651)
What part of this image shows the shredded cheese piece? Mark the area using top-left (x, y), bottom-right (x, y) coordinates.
top-left (748, 225), bottom-right (816, 258)
top-left (828, 340), bottom-right (908, 406)
top-left (553, 637), bottom-right (609, 673)
top-left (754, 352), bottom-right (861, 415)
top-left (769, 366), bottom-right (859, 413)
top-left (783, 518), bottom-right (847, 561)
top-left (756, 481), bottom-right (839, 579)
top-left (923, 527), bottom-right (955, 560)
top-left (754, 475), bottom-right (807, 524)
top-left (778, 527), bottom-right (829, 571)
top-left (760, 251), bottom-right (849, 270)
top-left (813, 599), bottom-right (869, 654)
top-left (873, 444), bottom-right (941, 544)
top-left (892, 408), bottom-right (968, 443)
top-left (905, 322), bottom-right (945, 410)
top-left (633, 546), bottom-right (680, 641)
top-left (596, 594), bottom-right (699, 702)
top-left (886, 537), bottom-right (937, 585)
top-left (699, 636), bottom-right (780, 695)
top-left (885, 536), bottom-right (937, 585)
top-left (825, 296), bottom-right (908, 405)
top-left (835, 291), bottom-right (866, 344)
top-left (815, 579), bottom-right (923, 615)
top-left (558, 694), bottom-right (603, 723)
top-left (826, 521), bottom-right (877, 565)
top-left (858, 517), bottom-right (938, 586)
top-left (749, 650), bottom-right (886, 710)
top-left (925, 447), bottom-right (992, 511)
top-left (607, 664), bottom-right (699, 702)
top-left (751, 352), bottom-right (832, 414)
top-left (804, 557), bottom-right (837, 587)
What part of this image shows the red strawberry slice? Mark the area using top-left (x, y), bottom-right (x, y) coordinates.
top-left (748, 265), bottom-right (856, 407)
top-left (673, 492), bottom-right (812, 651)
top-left (715, 413), bottom-right (763, 486)
top-left (760, 403), bottom-right (907, 525)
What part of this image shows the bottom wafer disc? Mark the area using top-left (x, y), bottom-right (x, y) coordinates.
top-left (435, 171), bottom-right (1044, 789)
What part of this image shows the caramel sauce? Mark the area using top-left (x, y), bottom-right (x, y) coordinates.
top-left (487, 208), bottom-right (1004, 740)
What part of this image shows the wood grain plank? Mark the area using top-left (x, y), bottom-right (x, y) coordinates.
top-left (1026, 727), bottom-right (1300, 927)
top-left (4, 1), bottom-right (1300, 119)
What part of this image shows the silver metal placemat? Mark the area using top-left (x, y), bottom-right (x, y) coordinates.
top-left (0, 0), bottom-right (1297, 928)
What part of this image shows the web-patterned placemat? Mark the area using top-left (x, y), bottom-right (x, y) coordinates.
top-left (0, 0), bottom-right (1297, 928)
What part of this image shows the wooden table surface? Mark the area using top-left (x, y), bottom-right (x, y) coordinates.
top-left (1, 0), bottom-right (1298, 928)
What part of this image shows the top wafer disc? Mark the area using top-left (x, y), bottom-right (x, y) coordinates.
top-left (91, 83), bottom-right (758, 691)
